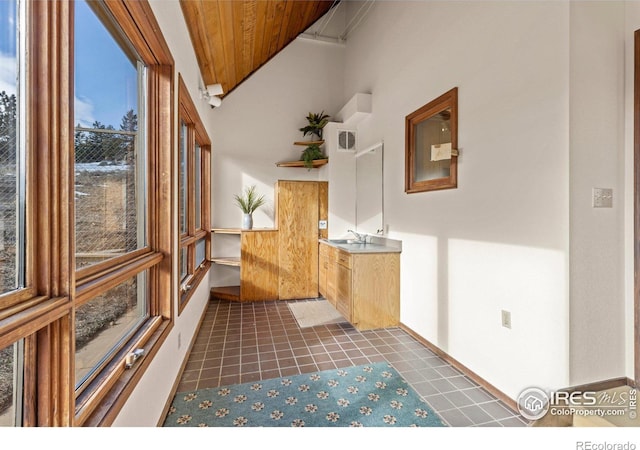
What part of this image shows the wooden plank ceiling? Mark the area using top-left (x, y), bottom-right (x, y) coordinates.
top-left (180, 0), bottom-right (337, 98)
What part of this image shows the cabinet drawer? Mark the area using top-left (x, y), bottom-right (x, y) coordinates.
top-left (337, 250), bottom-right (351, 268)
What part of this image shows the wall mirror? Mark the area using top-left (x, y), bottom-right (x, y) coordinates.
top-left (405, 87), bottom-right (458, 193)
top-left (356, 143), bottom-right (383, 234)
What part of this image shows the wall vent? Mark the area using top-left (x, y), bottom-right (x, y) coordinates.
top-left (337, 129), bottom-right (357, 152)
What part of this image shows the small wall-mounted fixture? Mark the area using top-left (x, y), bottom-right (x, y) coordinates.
top-left (200, 83), bottom-right (223, 108)
top-left (337, 129), bottom-right (357, 152)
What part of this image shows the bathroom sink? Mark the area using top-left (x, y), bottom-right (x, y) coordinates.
top-left (326, 239), bottom-right (360, 245)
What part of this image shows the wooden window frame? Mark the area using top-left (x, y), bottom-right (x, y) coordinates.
top-left (405, 87), bottom-right (459, 193)
top-left (0, 0), bottom-right (175, 427)
top-left (74, 0), bottom-right (175, 427)
top-left (177, 75), bottom-right (211, 314)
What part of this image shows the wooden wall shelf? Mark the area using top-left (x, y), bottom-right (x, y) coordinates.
top-left (276, 159), bottom-right (328, 168)
top-left (211, 228), bottom-right (242, 234)
top-left (293, 140), bottom-right (324, 146)
top-left (210, 256), bottom-right (240, 267)
top-left (210, 285), bottom-right (240, 301)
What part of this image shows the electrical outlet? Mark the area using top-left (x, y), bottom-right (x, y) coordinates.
top-left (501, 310), bottom-right (511, 329)
top-left (593, 188), bottom-right (613, 208)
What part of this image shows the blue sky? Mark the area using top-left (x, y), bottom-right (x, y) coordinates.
top-left (0, 0), bottom-right (17, 96)
top-left (74, 0), bottom-right (138, 128)
top-left (0, 0), bottom-right (137, 129)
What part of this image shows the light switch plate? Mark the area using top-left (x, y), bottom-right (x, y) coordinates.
top-left (318, 220), bottom-right (327, 230)
top-left (593, 188), bottom-right (613, 208)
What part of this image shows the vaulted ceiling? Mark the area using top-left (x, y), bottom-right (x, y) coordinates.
top-left (180, 0), bottom-right (338, 98)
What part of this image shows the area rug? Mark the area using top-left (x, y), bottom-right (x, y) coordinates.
top-left (163, 362), bottom-right (446, 427)
top-left (287, 299), bottom-right (346, 328)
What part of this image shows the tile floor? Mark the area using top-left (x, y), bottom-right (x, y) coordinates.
top-left (174, 297), bottom-right (529, 427)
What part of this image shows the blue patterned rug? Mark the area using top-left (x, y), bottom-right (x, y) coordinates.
top-left (163, 362), bottom-right (446, 427)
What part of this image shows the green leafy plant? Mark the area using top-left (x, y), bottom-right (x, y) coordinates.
top-left (234, 185), bottom-right (266, 214)
top-left (299, 111), bottom-right (330, 140)
top-left (300, 143), bottom-right (325, 169)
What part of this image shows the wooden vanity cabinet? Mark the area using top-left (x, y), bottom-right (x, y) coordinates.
top-left (319, 241), bottom-right (400, 330)
top-left (350, 252), bottom-right (400, 330)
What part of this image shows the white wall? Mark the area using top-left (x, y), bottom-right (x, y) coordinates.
top-left (113, 0), bottom-right (216, 426)
top-left (344, 1), bottom-right (573, 399)
top-left (208, 38), bottom-right (345, 287)
top-left (569, 1), bottom-right (626, 386)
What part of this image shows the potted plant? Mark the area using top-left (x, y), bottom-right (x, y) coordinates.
top-left (300, 143), bottom-right (325, 169)
top-left (234, 185), bottom-right (266, 230)
top-left (299, 111), bottom-right (330, 141)
top-left (298, 111), bottom-right (330, 169)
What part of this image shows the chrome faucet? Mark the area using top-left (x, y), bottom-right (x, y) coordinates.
top-left (347, 229), bottom-right (366, 243)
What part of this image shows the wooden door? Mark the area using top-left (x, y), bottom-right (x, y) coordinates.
top-left (276, 181), bottom-right (320, 299)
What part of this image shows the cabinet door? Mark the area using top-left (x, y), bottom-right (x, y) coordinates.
top-left (335, 262), bottom-right (352, 321)
top-left (277, 181), bottom-right (320, 299)
top-left (319, 244), bottom-right (328, 298)
top-left (240, 231), bottom-right (279, 301)
top-left (326, 246), bottom-right (337, 305)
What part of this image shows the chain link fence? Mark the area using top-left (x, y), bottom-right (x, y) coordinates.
top-left (0, 112), bottom-right (17, 295)
top-left (74, 127), bottom-right (140, 269)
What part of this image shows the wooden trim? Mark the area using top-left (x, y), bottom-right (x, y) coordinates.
top-left (0, 297), bottom-right (70, 351)
top-left (103, 0), bottom-right (174, 66)
top-left (561, 377), bottom-right (632, 394)
top-left (75, 247), bottom-right (152, 282)
top-left (178, 75), bottom-right (211, 146)
top-left (31, 0), bottom-right (73, 300)
top-left (318, 181), bottom-right (328, 239)
top-left (635, 29), bottom-right (640, 387)
top-left (75, 252), bottom-right (163, 305)
top-left (22, 334), bottom-right (37, 425)
top-left (0, 287), bottom-right (38, 312)
top-left (147, 63), bottom-right (174, 320)
top-left (400, 322), bottom-right (519, 413)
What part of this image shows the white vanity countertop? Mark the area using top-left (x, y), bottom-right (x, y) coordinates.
top-left (319, 238), bottom-right (402, 254)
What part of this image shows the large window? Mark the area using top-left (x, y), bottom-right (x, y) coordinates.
top-left (178, 75), bottom-right (210, 312)
top-left (72, 1), bottom-right (173, 424)
top-left (0, 0), bottom-right (175, 427)
top-left (73, 0), bottom-right (149, 392)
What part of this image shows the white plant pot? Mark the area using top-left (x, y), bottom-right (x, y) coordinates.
top-left (242, 213), bottom-right (253, 230)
